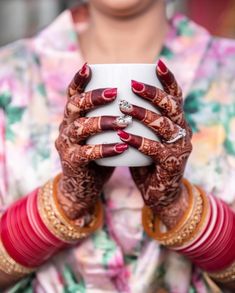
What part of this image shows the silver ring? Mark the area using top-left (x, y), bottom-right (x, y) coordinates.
top-left (164, 125), bottom-right (187, 143)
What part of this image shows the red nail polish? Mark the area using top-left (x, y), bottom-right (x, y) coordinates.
top-left (80, 62), bottom-right (88, 75)
top-left (115, 143), bottom-right (128, 153)
top-left (131, 80), bottom-right (144, 92)
top-left (117, 129), bottom-right (130, 140)
top-left (157, 59), bottom-right (168, 74)
top-left (103, 88), bottom-right (117, 99)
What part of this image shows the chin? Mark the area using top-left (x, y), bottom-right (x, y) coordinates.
top-left (90, 0), bottom-right (156, 17)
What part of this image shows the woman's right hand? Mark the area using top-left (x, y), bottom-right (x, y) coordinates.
top-left (55, 63), bottom-right (129, 225)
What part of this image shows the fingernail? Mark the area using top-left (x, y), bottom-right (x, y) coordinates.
top-left (131, 80), bottom-right (144, 92)
top-left (157, 59), bottom-right (168, 74)
top-left (103, 88), bottom-right (117, 99)
top-left (117, 129), bottom-right (130, 141)
top-left (74, 62), bottom-right (88, 83)
top-left (119, 100), bottom-right (133, 112)
top-left (116, 115), bottom-right (132, 126)
top-left (115, 143), bottom-right (129, 153)
top-left (80, 62), bottom-right (88, 75)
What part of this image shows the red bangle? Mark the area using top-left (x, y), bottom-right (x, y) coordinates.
top-left (18, 195), bottom-right (52, 252)
top-left (9, 198), bottom-right (40, 262)
top-left (150, 182), bottom-right (235, 277)
top-left (176, 192), bottom-right (235, 273)
top-left (194, 214), bottom-right (235, 271)
top-left (28, 188), bottom-right (64, 247)
top-left (0, 176), bottom-right (103, 274)
top-left (0, 189), bottom-right (64, 268)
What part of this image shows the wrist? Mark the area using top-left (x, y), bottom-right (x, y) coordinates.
top-left (156, 183), bottom-right (189, 229)
top-left (142, 179), bottom-right (208, 247)
top-left (41, 175), bottom-right (104, 241)
top-left (57, 174), bottom-right (96, 226)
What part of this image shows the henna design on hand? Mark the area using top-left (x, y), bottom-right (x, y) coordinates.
top-left (119, 100), bottom-right (179, 141)
top-left (156, 59), bottom-right (183, 97)
top-left (117, 130), bottom-right (192, 210)
top-left (118, 60), bottom-right (192, 228)
top-left (153, 181), bottom-right (189, 229)
top-left (131, 80), bottom-right (185, 127)
top-left (55, 63), bottom-right (129, 221)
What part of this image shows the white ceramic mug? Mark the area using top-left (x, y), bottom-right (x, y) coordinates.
top-left (86, 63), bottom-right (161, 167)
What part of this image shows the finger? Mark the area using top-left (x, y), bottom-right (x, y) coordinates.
top-left (117, 130), bottom-right (164, 160)
top-left (63, 88), bottom-right (117, 123)
top-left (67, 63), bottom-right (91, 97)
top-left (74, 143), bottom-right (129, 163)
top-left (156, 59), bottom-right (182, 98)
top-left (131, 80), bottom-right (185, 127)
top-left (119, 100), bottom-right (179, 141)
top-left (66, 115), bottom-right (132, 142)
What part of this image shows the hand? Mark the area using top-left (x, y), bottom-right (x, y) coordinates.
top-left (118, 60), bottom-right (192, 225)
top-left (55, 63), bottom-right (129, 223)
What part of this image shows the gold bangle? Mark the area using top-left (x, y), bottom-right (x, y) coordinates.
top-left (203, 273), bottom-right (223, 293)
top-left (208, 262), bottom-right (235, 283)
top-left (0, 238), bottom-right (35, 277)
top-left (174, 184), bottom-right (211, 248)
top-left (188, 185), bottom-right (211, 245)
top-left (37, 175), bottom-right (103, 243)
top-left (142, 179), bottom-right (209, 247)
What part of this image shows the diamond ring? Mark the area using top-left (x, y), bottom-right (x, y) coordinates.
top-left (164, 125), bottom-right (187, 144)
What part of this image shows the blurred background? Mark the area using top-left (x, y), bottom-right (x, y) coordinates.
top-left (0, 0), bottom-right (235, 46)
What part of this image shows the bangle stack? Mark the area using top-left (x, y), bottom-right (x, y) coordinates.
top-left (38, 174), bottom-right (103, 243)
top-left (142, 179), bottom-right (235, 284)
top-left (142, 179), bottom-right (210, 248)
top-left (0, 174), bottom-right (103, 279)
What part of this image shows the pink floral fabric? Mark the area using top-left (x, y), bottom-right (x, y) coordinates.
top-left (0, 10), bottom-right (235, 293)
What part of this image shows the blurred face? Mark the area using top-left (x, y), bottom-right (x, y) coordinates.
top-left (89, 0), bottom-right (158, 18)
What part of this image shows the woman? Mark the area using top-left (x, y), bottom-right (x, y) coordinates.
top-left (0, 0), bottom-right (235, 292)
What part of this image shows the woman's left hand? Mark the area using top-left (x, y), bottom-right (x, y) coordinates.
top-left (118, 60), bottom-right (192, 220)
